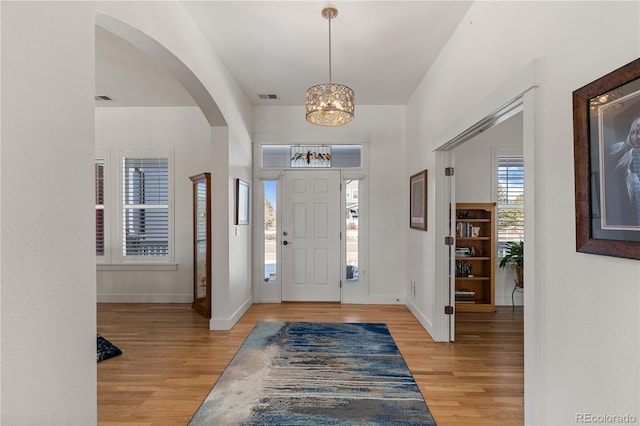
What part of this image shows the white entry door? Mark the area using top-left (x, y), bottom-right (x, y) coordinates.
top-left (281, 170), bottom-right (341, 301)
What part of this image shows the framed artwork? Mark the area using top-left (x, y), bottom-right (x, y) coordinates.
top-left (573, 57), bottom-right (640, 259)
top-left (235, 178), bottom-right (250, 225)
top-left (410, 169), bottom-right (428, 231)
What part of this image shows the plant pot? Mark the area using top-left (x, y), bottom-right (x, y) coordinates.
top-left (516, 266), bottom-right (524, 286)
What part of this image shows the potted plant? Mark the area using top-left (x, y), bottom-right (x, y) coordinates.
top-left (499, 240), bottom-right (524, 284)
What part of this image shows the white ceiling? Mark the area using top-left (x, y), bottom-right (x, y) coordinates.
top-left (95, 1), bottom-right (472, 108)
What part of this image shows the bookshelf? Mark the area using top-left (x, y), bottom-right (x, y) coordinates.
top-left (455, 203), bottom-right (496, 312)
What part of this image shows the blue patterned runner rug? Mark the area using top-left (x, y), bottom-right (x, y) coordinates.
top-left (190, 321), bottom-right (436, 425)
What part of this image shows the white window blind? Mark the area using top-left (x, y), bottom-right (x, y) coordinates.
top-left (122, 157), bottom-right (169, 257)
top-left (497, 155), bottom-right (524, 256)
top-left (95, 159), bottom-right (105, 257)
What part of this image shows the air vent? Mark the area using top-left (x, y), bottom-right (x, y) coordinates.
top-left (95, 95), bottom-right (114, 102)
top-left (258, 94), bottom-right (279, 100)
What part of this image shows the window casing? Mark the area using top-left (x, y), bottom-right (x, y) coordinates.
top-left (121, 155), bottom-right (171, 261)
top-left (95, 151), bottom-right (175, 266)
top-left (495, 152), bottom-right (524, 257)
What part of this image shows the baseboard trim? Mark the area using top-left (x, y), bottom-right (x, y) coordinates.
top-left (209, 296), bottom-right (253, 330)
top-left (406, 299), bottom-right (440, 341)
top-left (257, 298), bottom-right (282, 303)
top-left (97, 294), bottom-right (192, 303)
top-left (496, 295), bottom-right (524, 307)
top-left (366, 295), bottom-right (404, 304)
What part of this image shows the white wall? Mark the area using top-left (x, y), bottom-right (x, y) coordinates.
top-left (228, 125), bottom-right (253, 321)
top-left (407, 2), bottom-right (639, 424)
top-left (453, 112), bottom-right (523, 306)
top-left (1, 2), bottom-right (96, 424)
top-left (95, 107), bottom-right (215, 302)
top-left (252, 105), bottom-right (407, 304)
top-left (95, 2), bottom-right (254, 329)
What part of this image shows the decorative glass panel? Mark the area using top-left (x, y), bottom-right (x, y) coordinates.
top-left (290, 145), bottom-right (332, 168)
top-left (261, 145), bottom-right (361, 168)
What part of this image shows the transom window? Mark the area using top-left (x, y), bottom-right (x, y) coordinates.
top-left (261, 144), bottom-right (362, 168)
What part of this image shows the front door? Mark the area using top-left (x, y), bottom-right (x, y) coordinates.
top-left (281, 170), bottom-right (341, 301)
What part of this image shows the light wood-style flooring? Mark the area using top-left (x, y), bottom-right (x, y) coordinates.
top-left (98, 303), bottom-right (523, 425)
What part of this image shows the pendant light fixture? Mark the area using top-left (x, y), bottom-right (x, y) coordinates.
top-left (305, 7), bottom-right (355, 127)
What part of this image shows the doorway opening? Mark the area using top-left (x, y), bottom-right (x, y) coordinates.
top-left (437, 97), bottom-right (527, 342)
top-left (434, 76), bottom-right (537, 420)
top-left (255, 144), bottom-right (368, 304)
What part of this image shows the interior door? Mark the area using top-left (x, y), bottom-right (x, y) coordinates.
top-left (281, 170), bottom-right (341, 301)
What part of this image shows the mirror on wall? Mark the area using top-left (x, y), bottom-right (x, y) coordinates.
top-left (190, 172), bottom-right (211, 318)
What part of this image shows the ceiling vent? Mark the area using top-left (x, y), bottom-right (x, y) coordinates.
top-left (258, 94), bottom-right (279, 100)
top-left (95, 95), bottom-right (114, 102)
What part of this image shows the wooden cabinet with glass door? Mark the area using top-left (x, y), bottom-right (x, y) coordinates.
top-left (190, 172), bottom-right (211, 319)
top-left (455, 203), bottom-right (495, 312)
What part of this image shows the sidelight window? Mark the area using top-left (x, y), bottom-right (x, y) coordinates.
top-left (264, 180), bottom-right (277, 283)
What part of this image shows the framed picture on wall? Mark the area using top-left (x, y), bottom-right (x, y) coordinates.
top-left (235, 178), bottom-right (250, 225)
top-left (573, 57), bottom-right (640, 259)
top-left (410, 169), bottom-right (428, 231)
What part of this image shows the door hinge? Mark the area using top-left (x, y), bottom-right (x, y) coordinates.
top-left (340, 280), bottom-right (343, 288)
top-left (444, 305), bottom-right (454, 315)
top-left (445, 167), bottom-right (455, 176)
top-left (445, 236), bottom-right (455, 246)
top-left (340, 231), bottom-right (343, 239)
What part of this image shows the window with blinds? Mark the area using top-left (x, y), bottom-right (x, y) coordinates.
top-left (122, 157), bottom-right (169, 257)
top-left (95, 159), bottom-right (105, 257)
top-left (497, 155), bottom-right (524, 257)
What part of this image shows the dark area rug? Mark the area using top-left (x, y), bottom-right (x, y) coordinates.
top-left (97, 334), bottom-right (122, 362)
top-left (190, 321), bottom-right (436, 425)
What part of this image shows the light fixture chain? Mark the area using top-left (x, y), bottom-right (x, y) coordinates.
top-left (328, 16), bottom-right (332, 84)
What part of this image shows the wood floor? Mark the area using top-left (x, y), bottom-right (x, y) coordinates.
top-left (97, 303), bottom-right (523, 425)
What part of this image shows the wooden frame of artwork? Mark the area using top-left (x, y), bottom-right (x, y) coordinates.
top-left (410, 169), bottom-right (428, 231)
top-left (573, 57), bottom-right (640, 259)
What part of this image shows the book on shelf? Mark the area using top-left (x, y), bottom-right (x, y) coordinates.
top-left (455, 288), bottom-right (476, 302)
top-left (456, 222), bottom-right (482, 238)
top-left (455, 260), bottom-right (473, 277)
